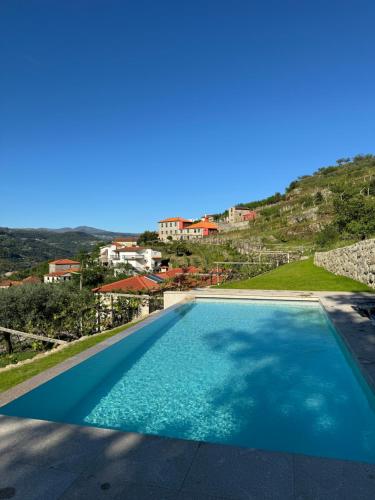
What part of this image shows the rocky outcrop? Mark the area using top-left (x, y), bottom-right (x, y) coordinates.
top-left (314, 239), bottom-right (375, 288)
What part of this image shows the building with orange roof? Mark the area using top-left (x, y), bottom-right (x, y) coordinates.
top-left (44, 258), bottom-right (80, 283)
top-left (93, 274), bottom-right (163, 294)
top-left (48, 259), bottom-right (80, 272)
top-left (22, 275), bottom-right (42, 285)
top-left (0, 276), bottom-right (42, 288)
top-left (181, 218), bottom-right (219, 239)
top-left (158, 216), bottom-right (219, 241)
top-left (93, 266), bottom-right (203, 295)
top-left (0, 279), bottom-right (23, 289)
top-left (158, 217), bottom-right (193, 241)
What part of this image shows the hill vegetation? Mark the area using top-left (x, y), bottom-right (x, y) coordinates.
top-left (216, 154), bottom-right (375, 250)
top-left (0, 226), bottom-right (138, 276)
top-left (0, 228), bottom-right (106, 275)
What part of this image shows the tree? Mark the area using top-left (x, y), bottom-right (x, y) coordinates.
top-left (333, 195), bottom-right (375, 239)
top-left (316, 225), bottom-right (339, 248)
top-left (0, 283), bottom-right (97, 346)
top-left (285, 180), bottom-right (299, 193)
top-left (77, 265), bottom-right (107, 289)
top-left (336, 158), bottom-right (351, 165)
top-left (137, 231), bottom-right (159, 245)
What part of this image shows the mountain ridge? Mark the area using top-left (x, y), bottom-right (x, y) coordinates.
top-left (4, 226), bottom-right (138, 238)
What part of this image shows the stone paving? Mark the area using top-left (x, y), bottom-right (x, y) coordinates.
top-left (1, 290), bottom-right (375, 499)
top-left (2, 414), bottom-right (375, 499)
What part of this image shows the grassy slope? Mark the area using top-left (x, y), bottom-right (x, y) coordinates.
top-left (0, 321), bottom-right (139, 393)
top-left (218, 258), bottom-right (374, 292)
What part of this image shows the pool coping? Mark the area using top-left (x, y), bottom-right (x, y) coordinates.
top-left (1, 289), bottom-right (375, 498)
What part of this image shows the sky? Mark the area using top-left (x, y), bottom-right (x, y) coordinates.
top-left (1, 0), bottom-right (375, 232)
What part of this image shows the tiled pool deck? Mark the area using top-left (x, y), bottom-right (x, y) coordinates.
top-left (1, 290), bottom-right (375, 499)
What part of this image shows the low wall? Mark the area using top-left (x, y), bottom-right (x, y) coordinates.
top-left (163, 291), bottom-right (192, 309)
top-left (314, 239), bottom-right (375, 288)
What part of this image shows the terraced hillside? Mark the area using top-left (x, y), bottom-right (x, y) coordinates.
top-left (215, 154), bottom-right (375, 251)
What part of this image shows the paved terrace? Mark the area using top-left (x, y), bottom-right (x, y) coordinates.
top-left (1, 289), bottom-right (375, 499)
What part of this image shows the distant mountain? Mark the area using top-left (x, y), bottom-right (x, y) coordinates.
top-left (0, 226), bottom-right (137, 275)
top-left (32, 226), bottom-right (138, 239)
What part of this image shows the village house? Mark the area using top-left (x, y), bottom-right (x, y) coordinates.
top-left (99, 240), bottom-right (162, 274)
top-left (43, 259), bottom-right (80, 283)
top-left (0, 279), bottom-right (23, 289)
top-left (181, 218), bottom-right (219, 240)
top-left (201, 214), bottom-right (216, 222)
top-left (228, 206), bottom-right (257, 223)
top-left (158, 216), bottom-right (218, 241)
top-left (158, 217), bottom-right (193, 241)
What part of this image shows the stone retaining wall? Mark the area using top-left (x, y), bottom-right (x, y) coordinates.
top-left (314, 239), bottom-right (375, 288)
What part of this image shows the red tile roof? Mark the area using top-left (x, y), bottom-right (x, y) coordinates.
top-left (0, 280), bottom-right (22, 287)
top-left (114, 237), bottom-right (138, 242)
top-left (94, 266), bottom-right (201, 293)
top-left (185, 220), bottom-right (218, 230)
top-left (22, 276), bottom-right (41, 284)
top-left (158, 217), bottom-right (191, 223)
top-left (155, 266), bottom-right (200, 279)
top-left (94, 275), bottom-right (161, 293)
top-left (49, 259), bottom-right (80, 265)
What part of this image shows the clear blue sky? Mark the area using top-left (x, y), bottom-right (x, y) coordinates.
top-left (1, 0), bottom-right (374, 232)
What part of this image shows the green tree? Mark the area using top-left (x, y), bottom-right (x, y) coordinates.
top-left (333, 195), bottom-right (375, 238)
top-left (137, 231), bottom-right (159, 245)
top-left (0, 283), bottom-right (97, 352)
top-left (336, 157), bottom-right (351, 165)
top-left (316, 225), bottom-right (339, 248)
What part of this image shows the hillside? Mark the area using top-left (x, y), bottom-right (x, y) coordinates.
top-left (0, 228), bottom-right (105, 275)
top-left (0, 226), bottom-right (140, 275)
top-left (216, 154), bottom-right (375, 250)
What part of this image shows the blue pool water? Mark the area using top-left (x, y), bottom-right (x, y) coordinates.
top-left (2, 299), bottom-right (375, 463)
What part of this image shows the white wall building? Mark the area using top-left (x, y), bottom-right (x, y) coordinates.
top-left (99, 243), bottom-right (162, 274)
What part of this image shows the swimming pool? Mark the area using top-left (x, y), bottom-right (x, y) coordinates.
top-left (1, 299), bottom-right (375, 463)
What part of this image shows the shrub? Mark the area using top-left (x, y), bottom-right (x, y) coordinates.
top-left (316, 225), bottom-right (340, 248)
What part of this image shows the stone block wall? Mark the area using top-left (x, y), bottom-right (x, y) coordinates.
top-left (314, 239), bottom-right (375, 288)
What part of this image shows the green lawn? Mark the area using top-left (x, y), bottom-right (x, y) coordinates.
top-left (0, 350), bottom-right (40, 369)
top-left (0, 321), bottom-right (139, 393)
top-left (217, 258), bottom-right (374, 292)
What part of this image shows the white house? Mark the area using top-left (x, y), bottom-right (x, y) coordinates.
top-left (99, 243), bottom-right (162, 274)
